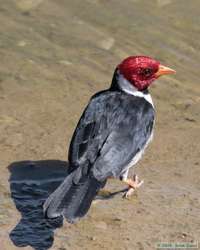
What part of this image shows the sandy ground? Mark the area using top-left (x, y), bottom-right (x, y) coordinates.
top-left (0, 0), bottom-right (200, 249)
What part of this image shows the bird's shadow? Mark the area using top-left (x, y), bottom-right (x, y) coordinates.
top-left (8, 160), bottom-right (128, 250)
top-left (8, 160), bottom-right (69, 250)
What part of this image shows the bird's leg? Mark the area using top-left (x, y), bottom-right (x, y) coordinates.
top-left (122, 174), bottom-right (144, 198)
top-left (96, 172), bottom-right (143, 200)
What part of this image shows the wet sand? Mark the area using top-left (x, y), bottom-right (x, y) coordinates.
top-left (0, 0), bottom-right (200, 249)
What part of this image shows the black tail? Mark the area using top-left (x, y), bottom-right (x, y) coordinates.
top-left (43, 169), bottom-right (106, 223)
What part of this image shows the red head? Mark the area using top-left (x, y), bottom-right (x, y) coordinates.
top-left (118, 56), bottom-right (175, 91)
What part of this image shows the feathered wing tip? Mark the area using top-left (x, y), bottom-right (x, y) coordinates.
top-left (43, 171), bottom-right (74, 219)
top-left (43, 170), bottom-right (106, 223)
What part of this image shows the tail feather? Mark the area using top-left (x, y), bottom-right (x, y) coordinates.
top-left (43, 169), bottom-right (106, 223)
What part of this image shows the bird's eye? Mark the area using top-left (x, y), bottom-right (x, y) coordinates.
top-left (143, 68), bottom-right (153, 76)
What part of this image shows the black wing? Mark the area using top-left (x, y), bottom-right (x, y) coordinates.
top-left (68, 91), bottom-right (154, 181)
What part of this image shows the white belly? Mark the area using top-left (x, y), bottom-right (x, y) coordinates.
top-left (120, 131), bottom-right (154, 180)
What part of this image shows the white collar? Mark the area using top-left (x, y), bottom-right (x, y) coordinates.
top-left (116, 71), bottom-right (154, 107)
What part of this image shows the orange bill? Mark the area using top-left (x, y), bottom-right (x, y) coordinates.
top-left (155, 65), bottom-right (176, 78)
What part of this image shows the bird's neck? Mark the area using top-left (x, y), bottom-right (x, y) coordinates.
top-left (110, 69), bottom-right (154, 107)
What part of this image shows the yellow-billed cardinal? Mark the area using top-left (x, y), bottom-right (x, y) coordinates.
top-left (44, 56), bottom-right (175, 223)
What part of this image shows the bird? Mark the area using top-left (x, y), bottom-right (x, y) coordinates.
top-left (43, 55), bottom-right (175, 223)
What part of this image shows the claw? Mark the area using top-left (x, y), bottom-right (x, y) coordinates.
top-left (123, 174), bottom-right (144, 199)
top-left (123, 187), bottom-right (135, 198)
